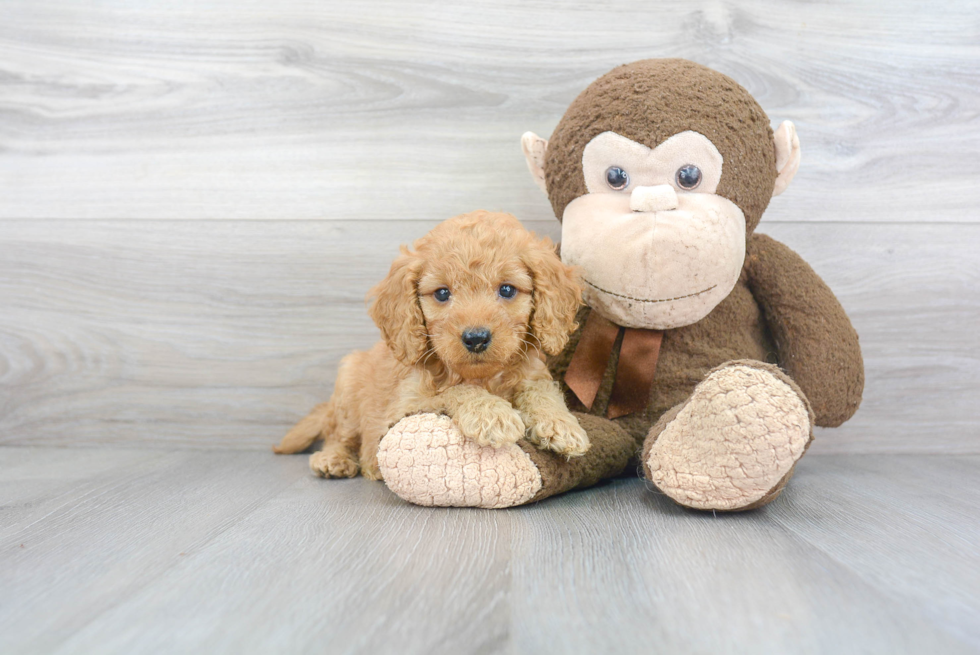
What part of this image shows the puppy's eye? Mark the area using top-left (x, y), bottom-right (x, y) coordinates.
top-left (605, 166), bottom-right (629, 190)
top-left (433, 288), bottom-right (451, 302)
top-left (676, 164), bottom-right (702, 190)
top-left (498, 284), bottom-right (517, 299)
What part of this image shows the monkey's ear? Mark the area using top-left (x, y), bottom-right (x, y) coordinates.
top-left (521, 132), bottom-right (549, 194)
top-left (367, 247), bottom-right (427, 366)
top-left (772, 120), bottom-right (801, 197)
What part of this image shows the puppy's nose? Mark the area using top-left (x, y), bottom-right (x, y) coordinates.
top-left (630, 184), bottom-right (678, 213)
top-left (461, 327), bottom-right (492, 353)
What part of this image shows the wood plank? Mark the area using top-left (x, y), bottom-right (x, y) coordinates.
top-left (1, 220), bottom-right (977, 453)
top-left (1, 0), bottom-right (978, 222)
top-left (0, 450), bottom-right (969, 654)
top-left (0, 447), bottom-right (158, 542)
top-left (48, 456), bottom-right (514, 654)
top-left (508, 470), bottom-right (976, 654)
top-left (770, 455), bottom-right (980, 648)
top-left (0, 447), bottom-right (309, 654)
top-left (0, 219), bottom-right (426, 449)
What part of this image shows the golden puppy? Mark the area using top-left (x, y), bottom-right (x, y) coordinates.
top-left (273, 211), bottom-right (589, 480)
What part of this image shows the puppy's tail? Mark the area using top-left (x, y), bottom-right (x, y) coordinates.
top-left (273, 401), bottom-right (337, 454)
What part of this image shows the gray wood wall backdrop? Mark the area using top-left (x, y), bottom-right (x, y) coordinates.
top-left (1, 0), bottom-right (977, 454)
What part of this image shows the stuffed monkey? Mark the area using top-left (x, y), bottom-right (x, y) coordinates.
top-left (378, 59), bottom-right (864, 511)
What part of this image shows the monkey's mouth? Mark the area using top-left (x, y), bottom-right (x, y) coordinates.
top-left (584, 279), bottom-right (717, 304)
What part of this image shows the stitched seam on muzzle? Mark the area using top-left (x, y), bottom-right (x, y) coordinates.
top-left (584, 280), bottom-right (717, 304)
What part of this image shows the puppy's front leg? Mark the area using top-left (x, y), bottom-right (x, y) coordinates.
top-left (434, 385), bottom-right (526, 448)
top-left (514, 380), bottom-right (590, 458)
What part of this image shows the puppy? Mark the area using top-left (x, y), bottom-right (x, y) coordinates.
top-left (273, 210), bottom-right (589, 480)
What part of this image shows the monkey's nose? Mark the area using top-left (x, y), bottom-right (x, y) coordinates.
top-left (630, 185), bottom-right (678, 213)
top-left (461, 328), bottom-right (492, 353)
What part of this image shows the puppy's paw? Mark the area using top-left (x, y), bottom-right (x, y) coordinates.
top-left (452, 397), bottom-right (526, 448)
top-left (360, 454), bottom-right (383, 481)
top-left (526, 412), bottom-right (591, 458)
top-left (309, 447), bottom-right (359, 478)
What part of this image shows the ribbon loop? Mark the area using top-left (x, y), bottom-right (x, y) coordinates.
top-left (564, 311), bottom-right (620, 410)
top-left (606, 328), bottom-right (663, 419)
top-left (564, 311), bottom-right (664, 419)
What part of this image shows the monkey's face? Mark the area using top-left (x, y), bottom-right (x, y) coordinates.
top-left (559, 130), bottom-right (746, 330)
top-left (521, 60), bottom-right (801, 331)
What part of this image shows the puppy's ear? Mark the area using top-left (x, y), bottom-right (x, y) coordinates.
top-left (367, 246), bottom-right (427, 365)
top-left (523, 236), bottom-right (583, 355)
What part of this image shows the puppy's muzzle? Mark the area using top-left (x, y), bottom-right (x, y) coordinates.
top-left (461, 327), bottom-right (492, 354)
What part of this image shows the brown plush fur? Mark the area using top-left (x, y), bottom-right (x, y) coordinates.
top-left (273, 211), bottom-right (588, 480)
top-left (520, 412), bottom-right (636, 503)
top-left (744, 234), bottom-right (864, 426)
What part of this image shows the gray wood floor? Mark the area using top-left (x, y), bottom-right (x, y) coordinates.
top-left (1, 448), bottom-right (978, 654)
top-left (2, 0), bottom-right (979, 653)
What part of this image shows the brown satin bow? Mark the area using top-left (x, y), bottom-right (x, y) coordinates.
top-left (564, 311), bottom-right (664, 419)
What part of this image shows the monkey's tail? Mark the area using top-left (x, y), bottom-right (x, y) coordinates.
top-left (273, 401), bottom-right (338, 454)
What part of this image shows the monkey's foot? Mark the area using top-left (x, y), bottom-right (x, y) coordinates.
top-left (377, 414), bottom-right (542, 509)
top-left (642, 361), bottom-right (813, 511)
top-left (379, 412), bottom-right (636, 509)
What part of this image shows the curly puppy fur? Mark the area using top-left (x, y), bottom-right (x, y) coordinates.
top-left (273, 211), bottom-right (589, 480)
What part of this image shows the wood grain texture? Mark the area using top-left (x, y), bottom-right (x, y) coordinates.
top-left (1, 220), bottom-right (977, 453)
top-left (1, 448), bottom-right (977, 653)
top-left (770, 455), bottom-right (980, 648)
top-left (1, 0), bottom-right (978, 222)
top-left (0, 448), bottom-right (309, 653)
top-left (2, 3), bottom-right (977, 653)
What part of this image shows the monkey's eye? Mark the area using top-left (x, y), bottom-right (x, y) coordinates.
top-left (676, 164), bottom-right (702, 190)
top-left (433, 288), bottom-right (451, 302)
top-left (498, 284), bottom-right (517, 299)
top-left (605, 166), bottom-right (630, 190)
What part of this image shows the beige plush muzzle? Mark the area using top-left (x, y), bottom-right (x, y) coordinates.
top-left (560, 191), bottom-right (746, 330)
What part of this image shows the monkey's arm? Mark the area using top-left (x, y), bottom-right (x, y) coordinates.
top-left (744, 233), bottom-right (864, 427)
